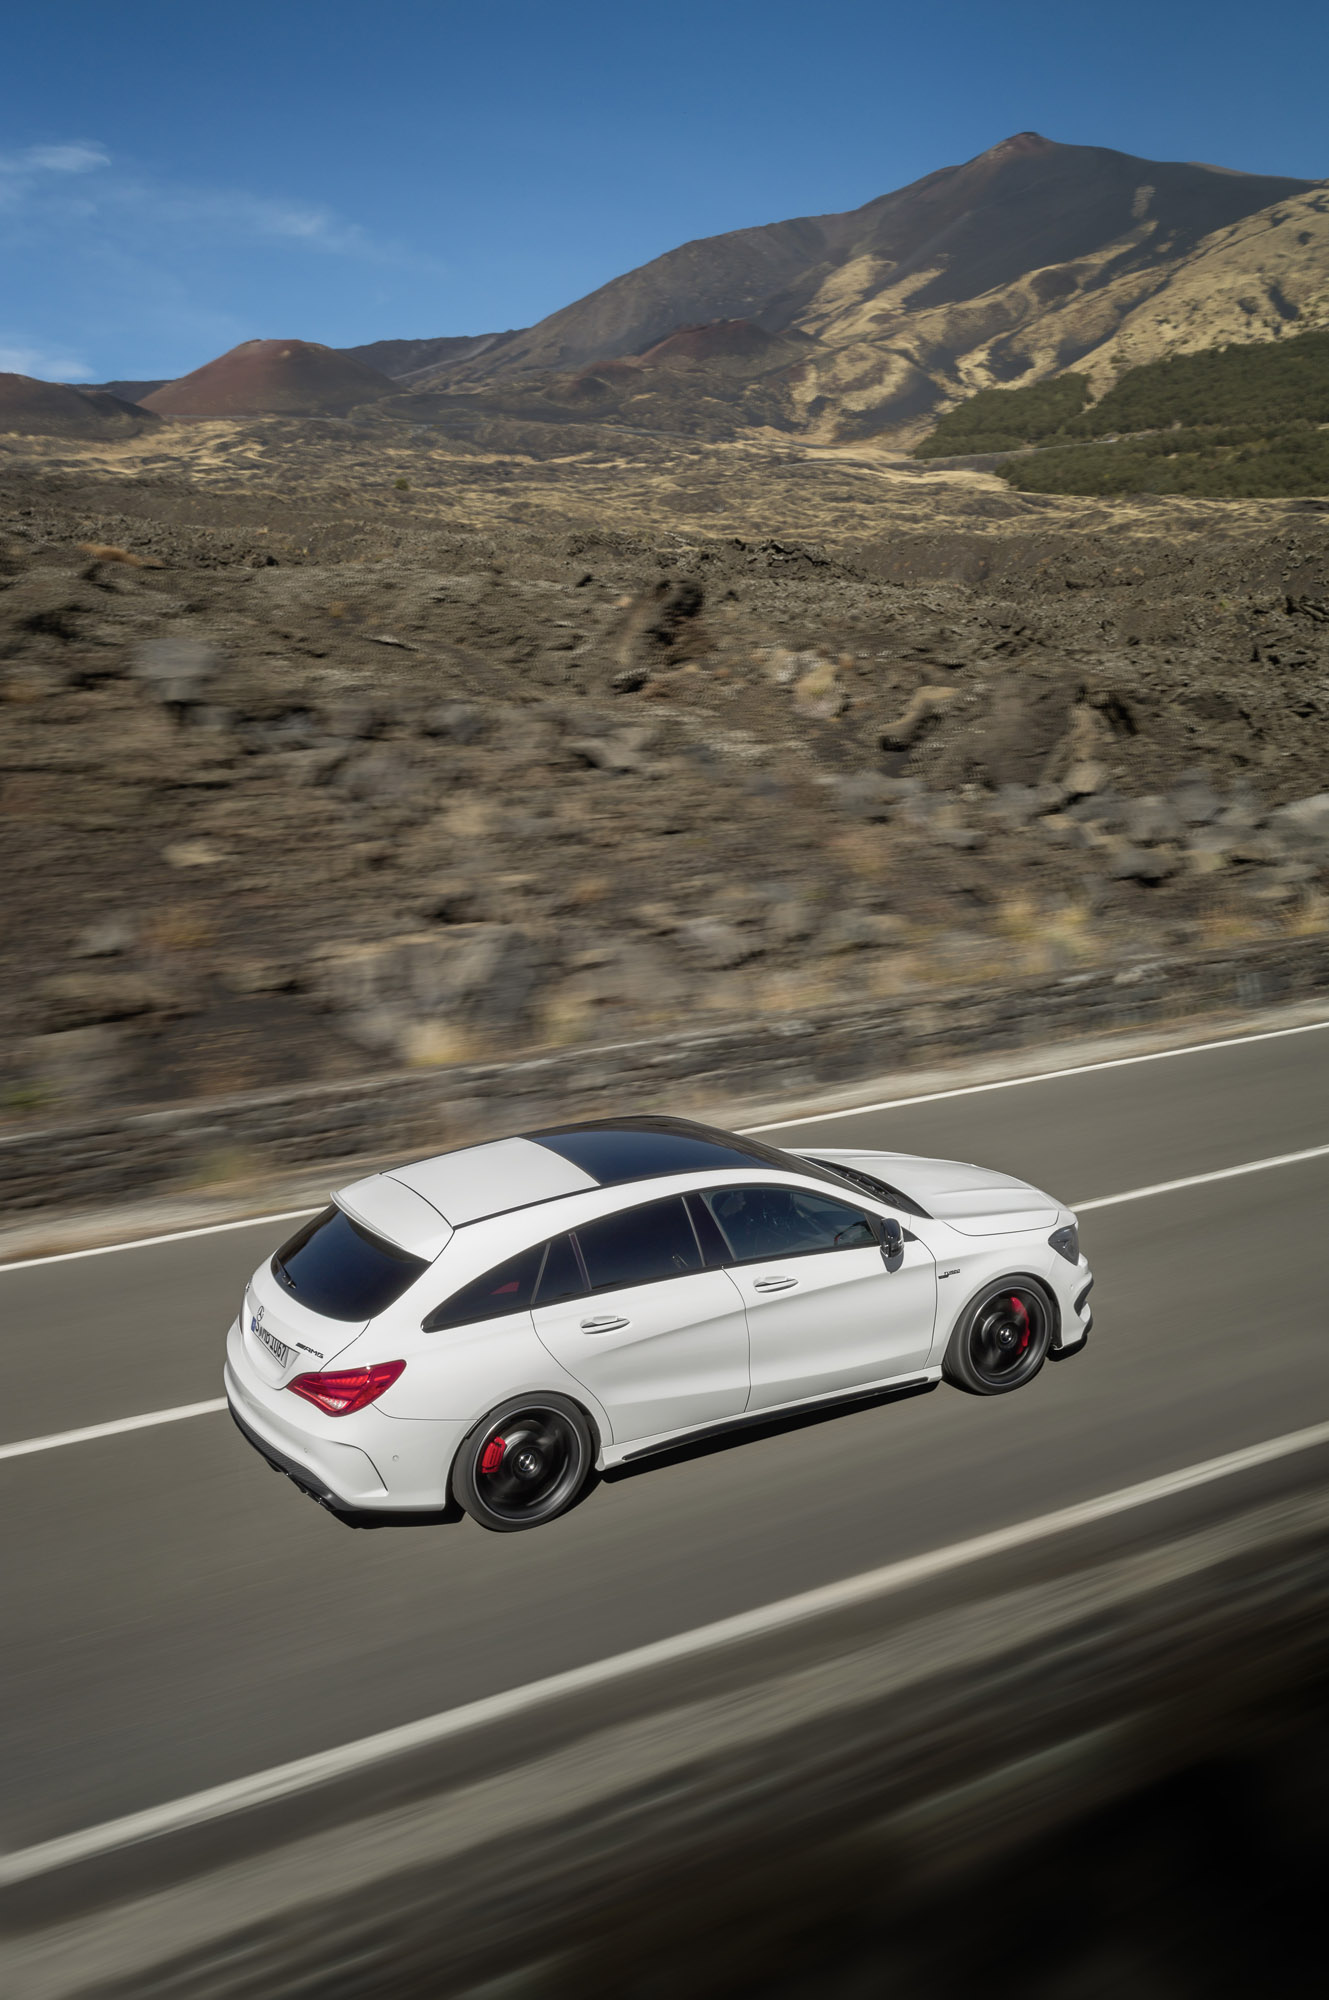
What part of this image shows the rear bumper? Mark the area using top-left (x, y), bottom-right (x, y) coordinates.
top-left (224, 1347), bottom-right (391, 1512)
top-left (228, 1398), bottom-right (355, 1513)
top-left (225, 1323), bottom-right (467, 1513)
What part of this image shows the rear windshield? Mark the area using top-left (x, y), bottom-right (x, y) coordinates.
top-left (271, 1207), bottom-right (428, 1322)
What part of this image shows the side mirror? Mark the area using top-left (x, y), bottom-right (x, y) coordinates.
top-left (878, 1217), bottom-right (904, 1265)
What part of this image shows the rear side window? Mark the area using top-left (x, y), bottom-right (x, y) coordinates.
top-left (272, 1207), bottom-right (428, 1322)
top-left (702, 1186), bottom-right (878, 1265)
top-left (423, 1243), bottom-right (545, 1333)
top-left (576, 1196), bottom-right (702, 1293)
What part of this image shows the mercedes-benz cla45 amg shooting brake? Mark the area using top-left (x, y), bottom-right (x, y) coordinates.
top-left (226, 1116), bottom-right (1093, 1531)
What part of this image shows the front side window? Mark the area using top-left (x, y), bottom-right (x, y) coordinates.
top-left (272, 1207), bottom-right (428, 1322)
top-left (575, 1196), bottom-right (702, 1293)
top-left (702, 1186), bottom-right (878, 1265)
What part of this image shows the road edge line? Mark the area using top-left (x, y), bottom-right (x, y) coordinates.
top-left (745, 1017), bottom-right (1329, 1133)
top-left (6, 1017), bottom-right (1329, 1274)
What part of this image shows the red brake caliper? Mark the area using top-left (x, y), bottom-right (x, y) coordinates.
top-left (480, 1437), bottom-right (507, 1476)
top-left (1010, 1296), bottom-right (1031, 1353)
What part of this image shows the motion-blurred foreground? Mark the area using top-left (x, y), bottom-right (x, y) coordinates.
top-left (7, 1437), bottom-right (1329, 1998)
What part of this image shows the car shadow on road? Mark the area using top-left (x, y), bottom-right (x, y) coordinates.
top-left (597, 1379), bottom-right (940, 1488)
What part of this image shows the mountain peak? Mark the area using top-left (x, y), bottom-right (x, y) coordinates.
top-left (428, 138), bottom-right (1316, 392)
top-left (983, 131), bottom-right (1056, 157)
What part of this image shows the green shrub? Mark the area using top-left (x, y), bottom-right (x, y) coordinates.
top-left (999, 421), bottom-right (1329, 497)
top-left (1068, 329), bottom-right (1329, 437)
top-left (913, 374), bottom-right (1090, 457)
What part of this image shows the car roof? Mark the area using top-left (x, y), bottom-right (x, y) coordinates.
top-left (391, 1136), bottom-right (599, 1225)
top-left (335, 1116), bottom-right (836, 1251)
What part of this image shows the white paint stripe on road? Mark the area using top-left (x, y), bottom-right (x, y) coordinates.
top-left (1074, 1142), bottom-right (1329, 1212)
top-left (0, 1400), bottom-right (228, 1462)
top-left (5, 1417), bottom-right (1329, 1887)
top-left (4, 1139), bottom-right (1329, 1463)
top-left (0, 1208), bottom-right (320, 1277)
top-left (4, 1017), bottom-right (1327, 1277)
top-left (745, 1016), bottom-right (1329, 1133)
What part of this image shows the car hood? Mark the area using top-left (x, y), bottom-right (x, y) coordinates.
top-left (798, 1147), bottom-right (1062, 1237)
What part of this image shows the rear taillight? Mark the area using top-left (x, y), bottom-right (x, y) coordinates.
top-left (287, 1360), bottom-right (405, 1416)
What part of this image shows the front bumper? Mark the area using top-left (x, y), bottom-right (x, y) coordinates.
top-left (1048, 1266), bottom-right (1094, 1360)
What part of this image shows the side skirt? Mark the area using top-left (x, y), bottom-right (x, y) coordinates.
top-left (602, 1368), bottom-right (943, 1469)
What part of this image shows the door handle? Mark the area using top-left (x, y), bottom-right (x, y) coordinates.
top-left (580, 1314), bottom-right (629, 1333)
top-left (753, 1276), bottom-right (797, 1292)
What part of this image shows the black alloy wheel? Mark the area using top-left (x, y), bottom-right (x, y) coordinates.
top-left (454, 1394), bottom-right (593, 1532)
top-left (942, 1279), bottom-right (1054, 1396)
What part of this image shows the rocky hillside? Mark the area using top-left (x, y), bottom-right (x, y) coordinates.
top-left (414, 135), bottom-right (1325, 442)
top-left (46, 136), bottom-right (1327, 450)
top-left (1, 420), bottom-right (1326, 1132)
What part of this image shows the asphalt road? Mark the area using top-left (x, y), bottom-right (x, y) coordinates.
top-left (4, 1023), bottom-right (1328, 1854)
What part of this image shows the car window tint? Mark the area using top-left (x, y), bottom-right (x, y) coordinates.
top-left (273, 1207), bottom-right (428, 1322)
top-left (422, 1243), bottom-right (544, 1333)
top-left (534, 1233), bottom-right (586, 1305)
top-left (703, 1186), bottom-right (878, 1263)
top-left (575, 1196), bottom-right (702, 1293)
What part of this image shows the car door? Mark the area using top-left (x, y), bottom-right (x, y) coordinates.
top-left (531, 1195), bottom-right (750, 1444)
top-left (696, 1184), bottom-right (936, 1411)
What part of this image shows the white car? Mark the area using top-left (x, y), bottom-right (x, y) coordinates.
top-left (225, 1116), bottom-right (1092, 1532)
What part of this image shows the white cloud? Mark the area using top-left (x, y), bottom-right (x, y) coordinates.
top-left (23, 144), bottom-right (111, 174)
top-left (0, 342), bottom-right (95, 381)
top-left (0, 138), bottom-right (407, 263)
top-left (0, 139), bottom-right (441, 378)
top-left (0, 141), bottom-right (110, 179)
top-left (136, 183), bottom-right (375, 255)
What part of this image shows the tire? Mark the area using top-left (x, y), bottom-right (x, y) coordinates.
top-left (453, 1394), bottom-right (594, 1533)
top-left (942, 1278), bottom-right (1055, 1396)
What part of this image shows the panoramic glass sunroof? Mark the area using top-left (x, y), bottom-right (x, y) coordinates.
top-left (531, 1123), bottom-right (773, 1187)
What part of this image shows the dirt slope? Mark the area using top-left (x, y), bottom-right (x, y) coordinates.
top-left (143, 340), bottom-right (395, 416)
top-left (0, 375), bottom-right (161, 438)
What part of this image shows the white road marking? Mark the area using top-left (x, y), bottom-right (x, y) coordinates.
top-left (4, 1138), bottom-right (1329, 1462)
top-left (3, 1017), bottom-right (1327, 1277)
top-left (1075, 1142), bottom-right (1329, 1212)
top-left (745, 1016), bottom-right (1329, 1133)
top-left (0, 1208), bottom-right (320, 1277)
top-left (0, 1400), bottom-right (228, 1463)
top-left (4, 1416), bottom-right (1329, 1886)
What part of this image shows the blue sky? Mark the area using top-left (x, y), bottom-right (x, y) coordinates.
top-left (2, 0), bottom-right (1325, 383)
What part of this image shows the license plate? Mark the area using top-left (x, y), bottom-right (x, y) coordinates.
top-left (255, 1324), bottom-right (294, 1369)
